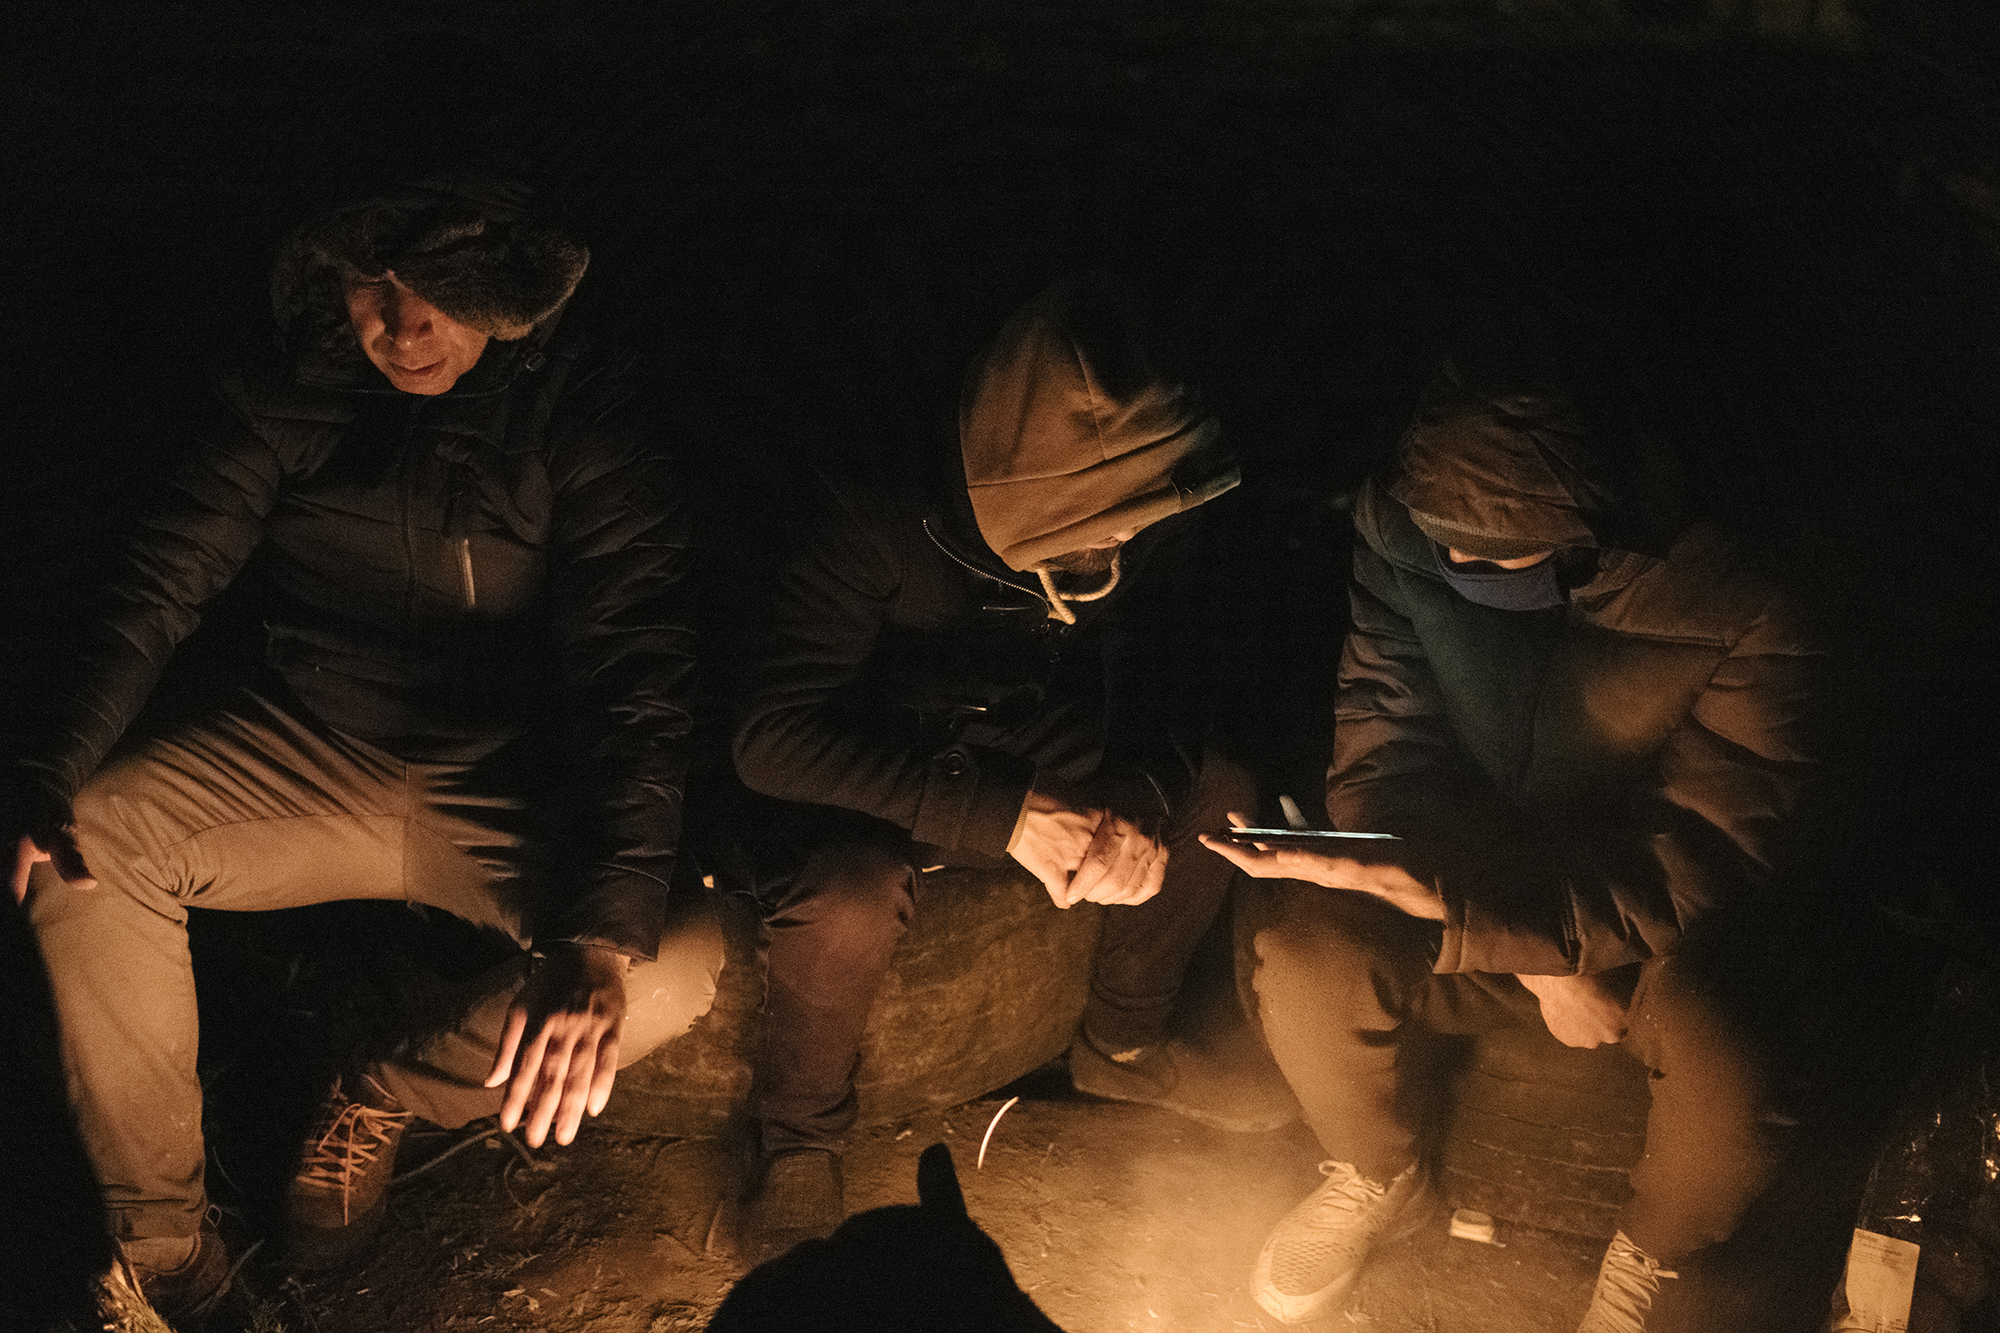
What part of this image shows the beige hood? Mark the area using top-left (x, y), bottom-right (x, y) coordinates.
top-left (960, 274), bottom-right (1238, 572)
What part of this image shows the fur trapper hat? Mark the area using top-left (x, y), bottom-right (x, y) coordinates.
top-left (271, 173), bottom-right (589, 361)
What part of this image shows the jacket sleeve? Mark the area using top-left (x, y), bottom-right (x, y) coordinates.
top-left (537, 358), bottom-right (699, 960)
top-left (11, 382), bottom-right (283, 807)
top-left (1331, 544), bottom-right (1820, 977)
top-left (731, 482), bottom-right (1036, 857)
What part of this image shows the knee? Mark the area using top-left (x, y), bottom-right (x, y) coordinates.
top-left (769, 843), bottom-right (915, 945)
top-left (1250, 884), bottom-right (1414, 1019)
top-left (619, 906), bottom-right (728, 1064)
top-left (1173, 749), bottom-right (1258, 838)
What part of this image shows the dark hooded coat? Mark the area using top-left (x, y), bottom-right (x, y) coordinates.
top-left (12, 183), bottom-right (693, 958)
top-left (730, 275), bottom-right (1239, 857)
top-left (1332, 365), bottom-right (1820, 976)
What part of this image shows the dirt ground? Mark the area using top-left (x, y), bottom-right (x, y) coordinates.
top-left (257, 1073), bottom-right (1605, 1333)
top-left (7, 5), bottom-right (2000, 1333)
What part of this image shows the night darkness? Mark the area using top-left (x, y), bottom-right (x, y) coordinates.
top-left (4, 3), bottom-right (1999, 1329)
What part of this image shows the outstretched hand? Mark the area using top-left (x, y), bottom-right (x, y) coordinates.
top-left (1198, 811), bottom-right (1444, 922)
top-left (485, 943), bottom-right (629, 1147)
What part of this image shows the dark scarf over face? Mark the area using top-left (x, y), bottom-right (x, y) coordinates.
top-left (1430, 542), bottom-right (1568, 611)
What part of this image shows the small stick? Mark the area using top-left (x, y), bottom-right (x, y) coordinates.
top-left (977, 1096), bottom-right (1020, 1170)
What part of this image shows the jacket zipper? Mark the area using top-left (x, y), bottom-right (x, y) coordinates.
top-left (921, 518), bottom-right (1048, 613)
top-left (442, 461), bottom-right (477, 611)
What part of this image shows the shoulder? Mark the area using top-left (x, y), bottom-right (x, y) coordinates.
top-left (1576, 523), bottom-right (1815, 656)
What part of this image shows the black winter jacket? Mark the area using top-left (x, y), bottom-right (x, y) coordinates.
top-left (16, 331), bottom-right (696, 959)
top-left (731, 466), bottom-right (1218, 858)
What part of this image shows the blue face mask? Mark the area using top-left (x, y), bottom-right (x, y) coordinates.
top-left (1431, 543), bottom-right (1568, 611)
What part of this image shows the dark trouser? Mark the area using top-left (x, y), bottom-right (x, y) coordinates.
top-left (27, 688), bottom-right (724, 1247)
top-left (751, 737), bottom-right (1255, 1155)
top-left (1248, 882), bottom-right (1783, 1265)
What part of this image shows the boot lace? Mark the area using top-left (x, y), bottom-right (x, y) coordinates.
top-left (297, 1080), bottom-right (414, 1222)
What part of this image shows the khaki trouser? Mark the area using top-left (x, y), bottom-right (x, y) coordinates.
top-left (1248, 881), bottom-right (1785, 1265)
top-left (27, 688), bottom-right (722, 1245)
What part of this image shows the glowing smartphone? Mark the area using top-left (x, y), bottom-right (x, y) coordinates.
top-left (1212, 828), bottom-right (1399, 848)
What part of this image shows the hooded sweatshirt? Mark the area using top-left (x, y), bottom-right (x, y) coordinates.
top-left (10, 180), bottom-right (693, 959)
top-left (733, 274), bottom-right (1237, 856)
top-left (1332, 363), bottom-right (1819, 976)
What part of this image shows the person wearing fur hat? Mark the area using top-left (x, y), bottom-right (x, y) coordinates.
top-left (725, 272), bottom-right (1290, 1261)
top-left (6, 176), bottom-right (722, 1322)
top-left (1204, 358), bottom-right (1823, 1331)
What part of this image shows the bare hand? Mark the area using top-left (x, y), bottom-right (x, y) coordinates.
top-left (484, 943), bottom-right (629, 1147)
top-left (1064, 813), bottom-right (1168, 907)
top-left (1199, 812), bottom-right (1443, 922)
top-left (11, 826), bottom-right (96, 905)
top-left (1008, 789), bottom-right (1104, 908)
top-left (1516, 971), bottom-right (1629, 1048)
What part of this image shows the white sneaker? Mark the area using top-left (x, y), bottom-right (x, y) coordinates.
top-left (1576, 1231), bottom-right (1679, 1333)
top-left (1251, 1161), bottom-right (1424, 1324)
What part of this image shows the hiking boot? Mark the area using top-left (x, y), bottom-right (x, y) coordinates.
top-left (1575, 1231), bottom-right (1679, 1333)
top-left (120, 1219), bottom-right (232, 1330)
top-left (1251, 1161), bottom-right (1426, 1324)
top-left (1069, 1032), bottom-right (1298, 1134)
top-left (741, 1148), bottom-right (845, 1265)
top-left (285, 1072), bottom-right (415, 1269)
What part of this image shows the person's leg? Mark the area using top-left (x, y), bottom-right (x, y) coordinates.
top-left (27, 691), bottom-right (448, 1252)
top-left (1249, 882), bottom-right (1450, 1180)
top-left (1082, 748), bottom-right (1258, 1051)
top-left (1245, 881), bottom-right (1530, 1324)
top-left (1616, 953), bottom-right (1785, 1265)
top-left (750, 841), bottom-right (917, 1156)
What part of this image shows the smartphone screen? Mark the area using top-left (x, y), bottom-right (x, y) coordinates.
top-left (1213, 828), bottom-right (1399, 848)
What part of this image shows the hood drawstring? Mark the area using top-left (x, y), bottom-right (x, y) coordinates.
top-left (1032, 549), bottom-right (1122, 626)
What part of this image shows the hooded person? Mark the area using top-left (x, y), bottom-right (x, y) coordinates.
top-left (6, 175), bottom-right (723, 1322)
top-left (727, 272), bottom-right (1289, 1260)
top-left (1204, 358), bottom-right (1822, 1332)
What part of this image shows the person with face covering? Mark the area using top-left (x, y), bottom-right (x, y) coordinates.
top-left (5, 176), bottom-right (723, 1324)
top-left (727, 273), bottom-right (1288, 1260)
top-left (1205, 359), bottom-right (1822, 1332)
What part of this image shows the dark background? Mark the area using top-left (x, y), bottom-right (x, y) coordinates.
top-left (4, 0), bottom-right (1999, 1324)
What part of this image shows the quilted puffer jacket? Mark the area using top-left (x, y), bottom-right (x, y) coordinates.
top-left (1331, 363), bottom-right (1821, 976)
top-left (13, 183), bottom-right (694, 958)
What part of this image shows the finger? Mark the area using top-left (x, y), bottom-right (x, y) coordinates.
top-left (1067, 818), bottom-right (1131, 905)
top-left (484, 1007), bottom-right (529, 1088)
top-left (586, 1032), bottom-right (621, 1118)
top-left (1036, 868), bottom-right (1073, 909)
top-left (1198, 834), bottom-right (1277, 876)
top-left (1130, 842), bottom-right (1169, 904)
top-left (553, 1042), bottom-right (596, 1145)
top-left (521, 1031), bottom-right (577, 1148)
top-left (10, 840), bottom-right (43, 905)
top-left (499, 1020), bottom-right (555, 1133)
